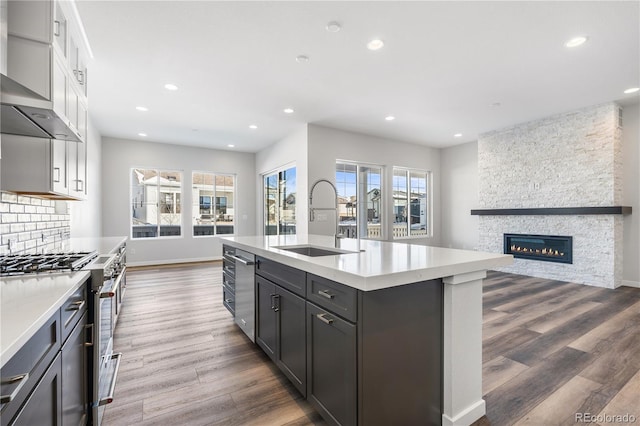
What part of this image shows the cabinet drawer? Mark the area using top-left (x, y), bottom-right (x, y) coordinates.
top-left (0, 311), bottom-right (61, 426)
top-left (60, 282), bottom-right (88, 344)
top-left (255, 257), bottom-right (306, 297)
top-left (223, 269), bottom-right (235, 292)
top-left (307, 274), bottom-right (357, 322)
top-left (223, 285), bottom-right (235, 316)
top-left (222, 245), bottom-right (236, 258)
top-left (223, 259), bottom-right (236, 278)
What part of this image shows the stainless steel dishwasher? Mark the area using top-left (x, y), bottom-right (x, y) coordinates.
top-left (232, 249), bottom-right (256, 342)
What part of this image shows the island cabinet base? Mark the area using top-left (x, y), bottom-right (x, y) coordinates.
top-left (306, 279), bottom-right (443, 426)
top-left (356, 280), bottom-right (443, 426)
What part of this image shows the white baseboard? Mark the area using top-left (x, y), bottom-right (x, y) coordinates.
top-left (622, 279), bottom-right (640, 288)
top-left (127, 256), bottom-right (221, 267)
top-left (442, 399), bottom-right (486, 426)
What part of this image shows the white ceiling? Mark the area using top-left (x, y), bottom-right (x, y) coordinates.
top-left (76, 1), bottom-right (639, 152)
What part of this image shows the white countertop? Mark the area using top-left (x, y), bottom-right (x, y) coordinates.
top-left (221, 235), bottom-right (512, 291)
top-left (1, 270), bottom-right (91, 368)
top-left (63, 236), bottom-right (127, 254)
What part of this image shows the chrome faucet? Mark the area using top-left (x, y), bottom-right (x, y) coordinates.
top-left (309, 179), bottom-right (344, 248)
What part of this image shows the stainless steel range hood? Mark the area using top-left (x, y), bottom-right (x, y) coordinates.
top-left (1, 75), bottom-right (82, 142)
top-left (0, 0), bottom-right (81, 142)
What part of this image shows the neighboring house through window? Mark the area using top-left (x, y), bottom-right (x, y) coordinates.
top-left (393, 167), bottom-right (430, 238)
top-left (264, 166), bottom-right (296, 235)
top-left (131, 168), bottom-right (183, 238)
top-left (192, 172), bottom-right (235, 236)
top-left (335, 161), bottom-right (383, 239)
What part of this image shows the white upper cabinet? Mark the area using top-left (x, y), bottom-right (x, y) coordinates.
top-left (6, 0), bottom-right (89, 142)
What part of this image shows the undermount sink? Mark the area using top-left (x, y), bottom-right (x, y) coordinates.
top-left (273, 245), bottom-right (359, 257)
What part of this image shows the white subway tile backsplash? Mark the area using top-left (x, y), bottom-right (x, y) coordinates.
top-left (0, 192), bottom-right (71, 254)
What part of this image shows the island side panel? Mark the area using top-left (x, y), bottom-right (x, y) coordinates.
top-left (442, 270), bottom-right (487, 426)
top-left (358, 279), bottom-right (443, 426)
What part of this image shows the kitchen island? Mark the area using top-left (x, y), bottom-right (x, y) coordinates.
top-left (221, 235), bottom-right (512, 426)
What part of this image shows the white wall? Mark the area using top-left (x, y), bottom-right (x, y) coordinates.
top-left (102, 137), bottom-right (256, 265)
top-left (255, 125), bottom-right (308, 236)
top-left (622, 102), bottom-right (640, 286)
top-left (440, 141), bottom-right (478, 250)
top-left (70, 117), bottom-right (102, 238)
top-left (307, 124), bottom-right (441, 246)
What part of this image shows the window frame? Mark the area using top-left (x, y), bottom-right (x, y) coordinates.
top-left (130, 168), bottom-right (184, 240)
top-left (392, 167), bottom-right (432, 240)
top-left (335, 160), bottom-right (385, 240)
top-left (192, 171), bottom-right (237, 238)
top-left (262, 164), bottom-right (297, 236)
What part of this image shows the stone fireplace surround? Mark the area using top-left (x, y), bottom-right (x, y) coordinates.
top-left (476, 102), bottom-right (626, 288)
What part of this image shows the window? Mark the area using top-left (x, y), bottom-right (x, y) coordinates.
top-left (393, 168), bottom-right (430, 238)
top-left (335, 162), bottom-right (383, 239)
top-left (131, 169), bottom-right (182, 238)
top-left (192, 172), bottom-right (235, 236)
top-left (264, 166), bottom-right (296, 235)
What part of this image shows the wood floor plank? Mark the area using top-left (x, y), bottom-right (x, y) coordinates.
top-left (512, 375), bottom-right (602, 426)
top-left (505, 292), bottom-right (640, 366)
top-left (568, 299), bottom-right (640, 352)
top-left (483, 326), bottom-right (541, 364)
top-left (482, 355), bottom-right (529, 395)
top-left (596, 369), bottom-right (640, 421)
top-left (484, 347), bottom-right (592, 426)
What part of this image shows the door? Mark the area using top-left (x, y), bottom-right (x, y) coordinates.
top-left (67, 141), bottom-right (78, 197)
top-left (11, 353), bottom-right (62, 426)
top-left (276, 286), bottom-right (306, 397)
top-left (307, 302), bottom-right (357, 426)
top-left (61, 311), bottom-right (88, 426)
top-left (255, 276), bottom-right (276, 361)
top-left (51, 139), bottom-right (67, 195)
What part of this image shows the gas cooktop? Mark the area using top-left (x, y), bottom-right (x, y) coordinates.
top-left (0, 251), bottom-right (98, 276)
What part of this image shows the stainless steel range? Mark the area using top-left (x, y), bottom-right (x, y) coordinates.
top-left (0, 246), bottom-right (126, 426)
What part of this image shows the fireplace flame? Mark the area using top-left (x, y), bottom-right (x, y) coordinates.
top-left (510, 244), bottom-right (564, 257)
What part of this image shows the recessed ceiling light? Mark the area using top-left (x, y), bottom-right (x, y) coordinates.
top-left (249, 124), bottom-right (258, 129)
top-left (136, 106), bottom-right (148, 112)
top-left (624, 87), bottom-right (639, 94)
top-left (296, 55), bottom-right (309, 63)
top-left (283, 108), bottom-right (294, 114)
top-left (367, 39), bottom-right (384, 51)
top-left (227, 144), bottom-right (235, 148)
top-left (326, 21), bottom-right (341, 33)
top-left (164, 83), bottom-right (178, 91)
top-left (491, 102), bottom-right (502, 107)
top-left (385, 116), bottom-right (395, 121)
top-left (138, 133), bottom-right (147, 137)
top-left (565, 36), bottom-right (588, 48)
top-left (454, 133), bottom-right (462, 138)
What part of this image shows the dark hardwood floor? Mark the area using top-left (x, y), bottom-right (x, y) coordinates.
top-left (103, 264), bottom-right (640, 426)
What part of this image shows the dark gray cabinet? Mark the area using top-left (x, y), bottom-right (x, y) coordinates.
top-left (11, 353), bottom-right (62, 426)
top-left (256, 276), bottom-right (277, 359)
top-left (1, 278), bottom-right (91, 426)
top-left (255, 275), bottom-right (306, 397)
top-left (306, 302), bottom-right (357, 426)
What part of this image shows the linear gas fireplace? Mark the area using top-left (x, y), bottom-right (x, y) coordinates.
top-left (504, 233), bottom-right (573, 264)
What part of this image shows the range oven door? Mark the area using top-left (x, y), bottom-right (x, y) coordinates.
top-left (93, 276), bottom-right (122, 426)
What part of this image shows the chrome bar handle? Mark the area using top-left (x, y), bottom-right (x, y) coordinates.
top-left (274, 294), bottom-right (280, 312)
top-left (0, 373), bottom-right (29, 403)
top-left (98, 353), bottom-right (122, 406)
top-left (84, 323), bottom-right (94, 347)
top-left (316, 313), bottom-right (334, 325)
top-left (270, 294), bottom-right (276, 310)
top-left (231, 255), bottom-right (254, 266)
top-left (53, 167), bottom-right (61, 182)
top-left (53, 20), bottom-right (60, 37)
top-left (318, 290), bottom-right (335, 299)
top-left (77, 71), bottom-right (85, 85)
top-left (66, 300), bottom-right (86, 311)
